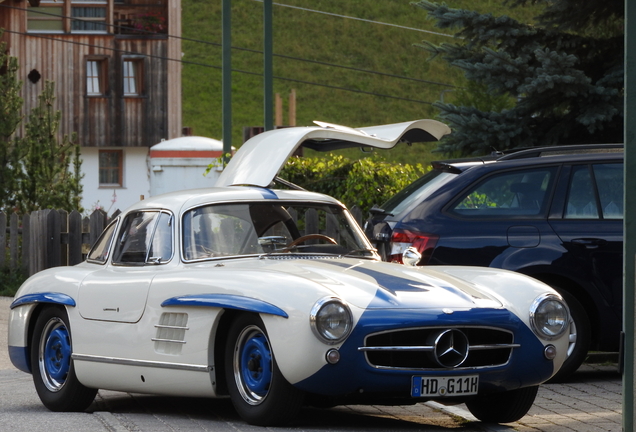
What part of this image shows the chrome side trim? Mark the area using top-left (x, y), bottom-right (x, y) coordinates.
top-left (154, 324), bottom-right (190, 330)
top-left (151, 338), bottom-right (187, 344)
top-left (72, 353), bottom-right (210, 372)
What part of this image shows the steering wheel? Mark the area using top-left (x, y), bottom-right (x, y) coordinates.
top-left (281, 234), bottom-right (337, 252)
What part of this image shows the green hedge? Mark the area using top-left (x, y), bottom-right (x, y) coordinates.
top-left (280, 154), bottom-right (427, 215)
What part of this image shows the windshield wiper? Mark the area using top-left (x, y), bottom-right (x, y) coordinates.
top-left (341, 248), bottom-right (378, 258)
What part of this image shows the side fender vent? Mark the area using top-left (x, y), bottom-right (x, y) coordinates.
top-left (153, 313), bottom-right (189, 355)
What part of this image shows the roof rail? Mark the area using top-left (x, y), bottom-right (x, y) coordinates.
top-left (496, 144), bottom-right (623, 161)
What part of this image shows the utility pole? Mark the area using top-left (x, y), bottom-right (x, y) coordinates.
top-left (222, 0), bottom-right (232, 161)
top-left (623, 0), bottom-right (634, 429)
top-left (263, 0), bottom-right (274, 131)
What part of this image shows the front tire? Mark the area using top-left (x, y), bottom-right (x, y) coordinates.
top-left (31, 306), bottom-right (97, 412)
top-left (466, 386), bottom-right (538, 423)
top-left (224, 314), bottom-right (304, 426)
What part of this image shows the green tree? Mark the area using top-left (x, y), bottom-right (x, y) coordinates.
top-left (17, 81), bottom-right (83, 213)
top-left (414, 0), bottom-right (624, 156)
top-left (0, 34), bottom-right (24, 212)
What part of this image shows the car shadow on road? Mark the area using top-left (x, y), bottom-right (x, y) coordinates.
top-left (89, 390), bottom-right (476, 430)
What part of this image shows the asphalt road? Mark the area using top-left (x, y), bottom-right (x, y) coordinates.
top-left (0, 296), bottom-right (477, 432)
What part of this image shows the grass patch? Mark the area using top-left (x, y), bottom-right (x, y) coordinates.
top-left (181, 0), bottom-right (541, 163)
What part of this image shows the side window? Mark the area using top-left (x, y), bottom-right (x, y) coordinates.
top-left (87, 221), bottom-right (118, 264)
top-left (565, 166), bottom-right (599, 219)
top-left (450, 167), bottom-right (557, 217)
top-left (593, 163), bottom-right (623, 219)
top-left (148, 212), bottom-right (173, 262)
top-left (27, 3), bottom-right (63, 32)
top-left (123, 58), bottom-right (144, 96)
top-left (87, 58), bottom-right (108, 96)
top-left (113, 211), bottom-right (162, 265)
top-left (99, 149), bottom-right (123, 186)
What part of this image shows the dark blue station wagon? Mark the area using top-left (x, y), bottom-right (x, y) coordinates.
top-left (365, 144), bottom-right (623, 380)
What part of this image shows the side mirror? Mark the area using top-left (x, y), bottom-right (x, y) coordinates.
top-left (402, 247), bottom-right (422, 267)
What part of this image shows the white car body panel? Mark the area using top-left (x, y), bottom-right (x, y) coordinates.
top-left (78, 268), bottom-right (154, 323)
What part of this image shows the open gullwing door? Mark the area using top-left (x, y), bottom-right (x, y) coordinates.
top-left (215, 119), bottom-right (450, 188)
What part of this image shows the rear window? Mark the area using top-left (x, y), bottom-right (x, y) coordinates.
top-left (449, 167), bottom-right (558, 218)
top-left (565, 163), bottom-right (623, 219)
top-left (382, 170), bottom-right (456, 216)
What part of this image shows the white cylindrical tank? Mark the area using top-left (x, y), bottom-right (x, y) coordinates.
top-left (149, 136), bottom-right (226, 197)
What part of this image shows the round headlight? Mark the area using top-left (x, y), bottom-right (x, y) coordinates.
top-left (530, 293), bottom-right (570, 340)
top-left (310, 297), bottom-right (353, 344)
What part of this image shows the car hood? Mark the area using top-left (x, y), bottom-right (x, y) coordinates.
top-left (230, 258), bottom-right (503, 311)
top-left (215, 120), bottom-right (451, 188)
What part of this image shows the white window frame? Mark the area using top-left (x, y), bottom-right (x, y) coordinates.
top-left (122, 58), bottom-right (144, 97)
top-left (86, 58), bottom-right (108, 96)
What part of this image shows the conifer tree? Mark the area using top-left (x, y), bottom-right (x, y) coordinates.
top-left (414, 0), bottom-right (624, 156)
top-left (0, 35), bottom-right (24, 212)
top-left (17, 81), bottom-right (83, 213)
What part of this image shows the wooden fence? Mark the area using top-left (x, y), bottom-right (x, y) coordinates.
top-left (1, 209), bottom-right (117, 277)
top-left (2, 205), bottom-right (365, 277)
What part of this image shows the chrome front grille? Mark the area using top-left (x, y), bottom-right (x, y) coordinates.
top-left (360, 327), bottom-right (519, 370)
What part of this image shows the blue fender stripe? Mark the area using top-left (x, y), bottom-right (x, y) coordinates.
top-left (161, 294), bottom-right (288, 318)
top-left (10, 292), bottom-right (76, 309)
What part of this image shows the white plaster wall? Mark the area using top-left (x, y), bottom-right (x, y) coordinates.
top-left (80, 147), bottom-right (150, 215)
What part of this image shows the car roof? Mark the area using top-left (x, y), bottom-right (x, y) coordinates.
top-left (432, 143), bottom-right (624, 173)
top-left (216, 119), bottom-right (450, 188)
top-left (126, 187), bottom-right (344, 215)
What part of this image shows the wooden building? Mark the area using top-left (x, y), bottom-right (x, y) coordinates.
top-left (0, 0), bottom-right (182, 213)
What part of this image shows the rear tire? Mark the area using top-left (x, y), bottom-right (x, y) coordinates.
top-left (466, 386), bottom-right (538, 423)
top-left (549, 290), bottom-right (591, 382)
top-left (224, 314), bottom-right (304, 426)
top-left (31, 306), bottom-right (97, 412)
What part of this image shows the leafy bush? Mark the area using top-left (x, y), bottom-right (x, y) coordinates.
top-left (0, 268), bottom-right (26, 297)
top-left (280, 154), bottom-right (427, 215)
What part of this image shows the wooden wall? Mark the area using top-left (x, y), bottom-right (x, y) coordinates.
top-left (0, 0), bottom-right (182, 147)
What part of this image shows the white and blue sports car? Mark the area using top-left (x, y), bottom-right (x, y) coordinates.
top-left (8, 120), bottom-right (571, 426)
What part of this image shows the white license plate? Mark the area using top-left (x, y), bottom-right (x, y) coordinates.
top-left (411, 375), bottom-right (479, 397)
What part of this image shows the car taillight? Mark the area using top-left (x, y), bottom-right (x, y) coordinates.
top-left (388, 229), bottom-right (439, 265)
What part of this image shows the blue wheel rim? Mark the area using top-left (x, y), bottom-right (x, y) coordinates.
top-left (39, 318), bottom-right (71, 392)
top-left (233, 325), bottom-right (273, 405)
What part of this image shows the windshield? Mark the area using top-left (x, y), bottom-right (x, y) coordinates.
top-left (381, 170), bottom-right (456, 216)
top-left (182, 201), bottom-right (376, 261)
